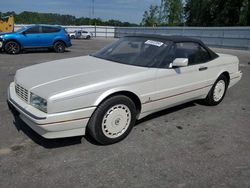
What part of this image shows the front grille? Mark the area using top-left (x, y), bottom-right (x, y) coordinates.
top-left (15, 84), bottom-right (28, 103)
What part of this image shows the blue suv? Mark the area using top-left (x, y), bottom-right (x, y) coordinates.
top-left (0, 24), bottom-right (72, 54)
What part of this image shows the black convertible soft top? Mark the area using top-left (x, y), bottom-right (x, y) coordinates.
top-left (125, 34), bottom-right (219, 60)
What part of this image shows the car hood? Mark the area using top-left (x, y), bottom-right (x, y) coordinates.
top-left (0, 32), bottom-right (16, 36)
top-left (15, 55), bottom-right (151, 99)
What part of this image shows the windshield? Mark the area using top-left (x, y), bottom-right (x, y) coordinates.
top-left (92, 37), bottom-right (170, 68)
top-left (15, 26), bottom-right (27, 33)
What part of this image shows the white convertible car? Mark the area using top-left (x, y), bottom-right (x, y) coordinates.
top-left (8, 35), bottom-right (242, 144)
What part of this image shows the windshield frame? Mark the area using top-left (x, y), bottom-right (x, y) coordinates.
top-left (91, 36), bottom-right (171, 68)
top-left (15, 26), bottom-right (28, 33)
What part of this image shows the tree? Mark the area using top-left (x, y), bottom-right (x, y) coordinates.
top-left (1, 11), bottom-right (138, 26)
top-left (141, 5), bottom-right (160, 26)
top-left (239, 0), bottom-right (250, 25)
top-left (211, 0), bottom-right (244, 26)
top-left (160, 0), bottom-right (184, 26)
top-left (185, 0), bottom-right (212, 26)
top-left (185, 0), bottom-right (249, 26)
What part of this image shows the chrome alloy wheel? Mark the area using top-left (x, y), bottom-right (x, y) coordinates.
top-left (55, 42), bottom-right (64, 52)
top-left (101, 104), bottom-right (131, 139)
top-left (213, 80), bottom-right (226, 102)
top-left (6, 42), bottom-right (20, 54)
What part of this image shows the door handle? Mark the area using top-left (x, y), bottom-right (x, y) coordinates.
top-left (199, 67), bottom-right (208, 71)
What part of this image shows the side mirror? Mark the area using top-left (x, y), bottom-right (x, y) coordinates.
top-left (172, 58), bottom-right (188, 67)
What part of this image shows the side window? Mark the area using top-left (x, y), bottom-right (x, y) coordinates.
top-left (42, 26), bottom-right (60, 33)
top-left (160, 44), bottom-right (176, 68)
top-left (198, 45), bottom-right (211, 63)
top-left (25, 26), bottom-right (40, 34)
top-left (82, 31), bottom-right (88, 34)
top-left (174, 42), bottom-right (211, 65)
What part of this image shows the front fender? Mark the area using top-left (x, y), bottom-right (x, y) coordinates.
top-left (94, 87), bottom-right (141, 106)
top-left (3, 37), bottom-right (23, 49)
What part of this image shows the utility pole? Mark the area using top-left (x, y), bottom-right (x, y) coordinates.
top-left (92, 0), bottom-right (96, 37)
top-left (159, 0), bottom-right (163, 23)
top-left (92, 0), bottom-right (95, 19)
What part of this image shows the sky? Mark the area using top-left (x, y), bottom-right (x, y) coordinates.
top-left (1, 0), bottom-right (161, 23)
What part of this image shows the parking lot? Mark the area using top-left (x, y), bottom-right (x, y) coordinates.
top-left (0, 39), bottom-right (250, 188)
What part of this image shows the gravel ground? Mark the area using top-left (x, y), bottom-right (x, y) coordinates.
top-left (0, 39), bottom-right (250, 188)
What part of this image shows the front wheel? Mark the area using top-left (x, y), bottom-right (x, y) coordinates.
top-left (53, 41), bottom-right (65, 53)
top-left (4, 41), bottom-right (21, 54)
top-left (204, 75), bottom-right (228, 106)
top-left (87, 95), bottom-right (137, 145)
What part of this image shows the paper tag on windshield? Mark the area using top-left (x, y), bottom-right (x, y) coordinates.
top-left (145, 40), bottom-right (164, 47)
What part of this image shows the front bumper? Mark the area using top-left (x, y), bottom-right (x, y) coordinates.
top-left (8, 82), bottom-right (96, 139)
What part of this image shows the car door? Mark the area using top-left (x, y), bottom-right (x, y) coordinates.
top-left (40, 26), bottom-right (60, 47)
top-left (76, 31), bottom-right (81, 39)
top-left (152, 42), bottom-right (212, 111)
top-left (21, 26), bottom-right (42, 47)
top-left (81, 31), bottom-right (88, 38)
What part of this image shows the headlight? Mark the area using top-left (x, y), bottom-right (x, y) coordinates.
top-left (30, 93), bottom-right (47, 113)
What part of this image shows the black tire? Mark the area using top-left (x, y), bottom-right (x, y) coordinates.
top-left (53, 41), bottom-right (65, 53)
top-left (86, 35), bottom-right (91, 40)
top-left (4, 41), bottom-right (21, 54)
top-left (70, 35), bottom-right (75, 39)
top-left (204, 74), bottom-right (228, 106)
top-left (87, 95), bottom-right (137, 145)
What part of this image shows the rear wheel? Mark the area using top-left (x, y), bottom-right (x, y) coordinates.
top-left (4, 41), bottom-right (21, 54)
top-left (54, 41), bottom-right (65, 53)
top-left (204, 75), bottom-right (228, 106)
top-left (86, 35), bottom-right (91, 40)
top-left (87, 95), bottom-right (137, 145)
